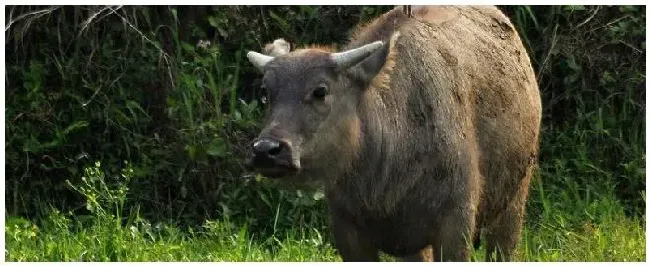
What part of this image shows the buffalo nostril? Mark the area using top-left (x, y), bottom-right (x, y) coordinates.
top-left (252, 138), bottom-right (284, 157)
top-left (268, 145), bottom-right (282, 156)
top-left (250, 137), bottom-right (298, 172)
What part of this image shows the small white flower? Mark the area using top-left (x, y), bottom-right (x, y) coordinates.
top-left (197, 40), bottom-right (211, 49)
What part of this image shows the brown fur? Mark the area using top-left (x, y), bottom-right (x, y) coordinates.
top-left (250, 5), bottom-right (541, 262)
top-left (368, 31), bottom-right (400, 92)
top-left (296, 44), bottom-right (338, 53)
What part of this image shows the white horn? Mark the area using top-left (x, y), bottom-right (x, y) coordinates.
top-left (247, 51), bottom-right (275, 71)
top-left (331, 41), bottom-right (385, 69)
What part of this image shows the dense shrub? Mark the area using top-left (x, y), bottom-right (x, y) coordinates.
top-left (500, 6), bottom-right (645, 215)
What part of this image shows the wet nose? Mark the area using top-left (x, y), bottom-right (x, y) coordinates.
top-left (249, 137), bottom-right (298, 175)
top-left (252, 137), bottom-right (285, 157)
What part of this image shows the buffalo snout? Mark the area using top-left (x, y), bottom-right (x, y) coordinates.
top-left (249, 136), bottom-right (299, 177)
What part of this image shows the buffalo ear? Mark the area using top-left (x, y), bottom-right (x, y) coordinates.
top-left (343, 31), bottom-right (400, 90)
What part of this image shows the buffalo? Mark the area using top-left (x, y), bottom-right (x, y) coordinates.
top-left (246, 5), bottom-right (541, 262)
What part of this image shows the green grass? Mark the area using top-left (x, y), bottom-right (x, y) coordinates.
top-left (5, 200), bottom-right (645, 262)
top-left (5, 166), bottom-right (646, 262)
top-left (5, 214), bottom-right (339, 261)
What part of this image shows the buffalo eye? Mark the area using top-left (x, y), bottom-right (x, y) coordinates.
top-left (312, 85), bottom-right (328, 100)
top-left (260, 84), bottom-right (268, 104)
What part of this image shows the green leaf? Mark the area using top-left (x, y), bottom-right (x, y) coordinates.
top-left (233, 111), bottom-right (242, 121)
top-left (170, 7), bottom-right (178, 22)
top-left (565, 5), bottom-right (586, 11)
top-left (62, 121), bottom-right (89, 135)
top-left (207, 16), bottom-right (219, 27)
top-left (185, 145), bottom-right (196, 160)
top-left (181, 42), bottom-right (195, 53)
top-left (269, 11), bottom-right (291, 34)
top-left (206, 138), bottom-right (227, 157)
top-left (313, 191), bottom-right (325, 201)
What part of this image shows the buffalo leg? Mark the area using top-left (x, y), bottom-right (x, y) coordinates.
top-left (400, 245), bottom-right (434, 262)
top-left (432, 207), bottom-right (476, 261)
top-left (331, 215), bottom-right (379, 261)
top-left (485, 205), bottom-right (524, 261)
top-left (485, 171), bottom-right (532, 261)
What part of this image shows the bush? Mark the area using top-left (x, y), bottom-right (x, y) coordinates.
top-left (500, 5), bottom-right (645, 214)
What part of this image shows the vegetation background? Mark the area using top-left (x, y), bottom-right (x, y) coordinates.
top-left (4, 5), bottom-right (646, 261)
